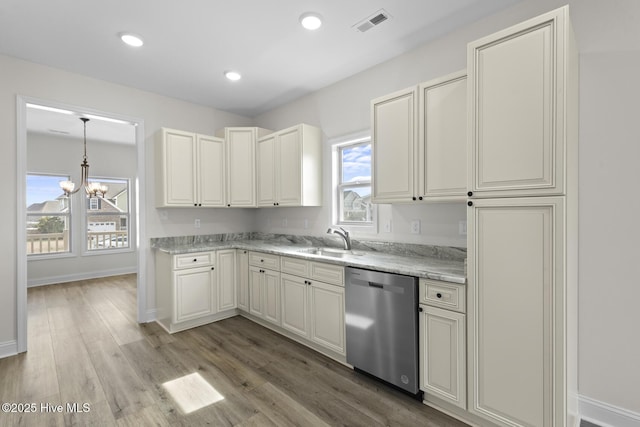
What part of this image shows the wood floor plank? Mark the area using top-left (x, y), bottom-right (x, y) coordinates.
top-left (115, 404), bottom-right (170, 427)
top-left (243, 381), bottom-right (330, 427)
top-left (63, 399), bottom-right (117, 427)
top-left (90, 299), bottom-right (145, 346)
top-left (85, 338), bottom-right (156, 420)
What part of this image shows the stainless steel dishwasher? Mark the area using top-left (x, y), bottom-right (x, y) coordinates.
top-left (345, 267), bottom-right (420, 396)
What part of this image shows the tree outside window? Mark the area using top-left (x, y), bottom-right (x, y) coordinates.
top-left (26, 174), bottom-right (71, 255)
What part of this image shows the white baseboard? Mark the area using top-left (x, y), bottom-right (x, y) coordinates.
top-left (0, 340), bottom-right (18, 359)
top-left (27, 267), bottom-right (137, 287)
top-left (579, 395), bottom-right (640, 427)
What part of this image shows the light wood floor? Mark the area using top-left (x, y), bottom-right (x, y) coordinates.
top-left (0, 274), bottom-right (468, 426)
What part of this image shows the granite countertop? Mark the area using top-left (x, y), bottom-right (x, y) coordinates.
top-left (152, 233), bottom-right (466, 285)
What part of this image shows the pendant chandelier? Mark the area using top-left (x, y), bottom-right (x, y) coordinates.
top-left (59, 117), bottom-right (108, 198)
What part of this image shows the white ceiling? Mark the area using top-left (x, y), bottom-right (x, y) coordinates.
top-left (4, 0), bottom-right (522, 141)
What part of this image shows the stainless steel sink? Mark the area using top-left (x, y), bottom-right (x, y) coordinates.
top-left (297, 247), bottom-right (364, 258)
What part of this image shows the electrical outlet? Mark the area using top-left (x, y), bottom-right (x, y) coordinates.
top-left (459, 220), bottom-right (467, 235)
top-left (159, 210), bottom-right (169, 220)
top-left (383, 220), bottom-right (392, 233)
top-left (282, 218), bottom-right (288, 227)
top-left (411, 220), bottom-right (420, 234)
top-left (304, 219), bottom-right (309, 229)
top-left (194, 219), bottom-right (201, 229)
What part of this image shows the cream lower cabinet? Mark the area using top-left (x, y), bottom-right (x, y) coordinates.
top-left (216, 249), bottom-right (237, 312)
top-left (155, 251), bottom-right (220, 333)
top-left (419, 279), bottom-right (466, 410)
top-left (248, 252), bottom-right (281, 326)
top-left (467, 197), bottom-right (565, 427)
top-left (280, 257), bottom-right (345, 356)
top-left (236, 250), bottom-right (249, 311)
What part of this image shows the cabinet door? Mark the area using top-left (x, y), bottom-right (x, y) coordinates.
top-left (198, 135), bottom-right (226, 207)
top-left (226, 128), bottom-right (256, 207)
top-left (467, 197), bottom-right (564, 427)
top-left (174, 267), bottom-right (215, 322)
top-left (216, 250), bottom-right (236, 312)
top-left (277, 126), bottom-right (302, 206)
top-left (418, 72), bottom-right (467, 200)
top-left (161, 129), bottom-right (197, 206)
top-left (263, 269), bottom-right (281, 325)
top-left (309, 281), bottom-right (345, 355)
top-left (371, 86), bottom-right (417, 203)
top-left (468, 9), bottom-right (569, 197)
top-left (236, 250), bottom-right (249, 311)
top-left (420, 305), bottom-right (466, 409)
top-left (257, 134), bottom-right (276, 206)
top-left (248, 266), bottom-right (264, 317)
top-left (280, 273), bottom-right (308, 338)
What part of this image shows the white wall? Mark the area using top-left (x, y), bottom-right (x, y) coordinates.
top-left (27, 132), bottom-right (138, 285)
top-left (253, 0), bottom-right (640, 420)
top-left (0, 54), bottom-right (254, 354)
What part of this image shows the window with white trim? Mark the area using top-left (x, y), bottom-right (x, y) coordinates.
top-left (26, 173), bottom-right (72, 255)
top-left (334, 137), bottom-right (374, 226)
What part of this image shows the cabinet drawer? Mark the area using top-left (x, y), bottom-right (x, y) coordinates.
top-left (281, 256), bottom-right (309, 277)
top-left (309, 262), bottom-right (344, 286)
top-left (249, 251), bottom-right (280, 271)
top-left (420, 279), bottom-right (465, 313)
top-left (174, 252), bottom-right (214, 270)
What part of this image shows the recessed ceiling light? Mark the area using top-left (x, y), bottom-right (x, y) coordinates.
top-left (224, 70), bottom-right (242, 81)
top-left (300, 12), bottom-right (322, 30)
top-left (120, 33), bottom-right (144, 47)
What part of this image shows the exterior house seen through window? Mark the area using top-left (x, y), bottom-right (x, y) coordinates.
top-left (86, 178), bottom-right (130, 251)
top-left (26, 174), bottom-right (72, 255)
top-left (337, 140), bottom-right (373, 225)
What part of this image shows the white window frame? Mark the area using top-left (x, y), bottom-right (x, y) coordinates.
top-left (331, 131), bottom-right (377, 231)
top-left (26, 173), bottom-right (74, 258)
top-left (84, 176), bottom-right (132, 254)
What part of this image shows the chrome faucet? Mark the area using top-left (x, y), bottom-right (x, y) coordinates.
top-left (327, 227), bottom-right (352, 250)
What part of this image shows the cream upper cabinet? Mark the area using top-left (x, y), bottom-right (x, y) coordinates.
top-left (372, 73), bottom-right (467, 203)
top-left (198, 134), bottom-right (226, 206)
top-left (372, 86), bottom-right (417, 203)
top-left (467, 7), bottom-right (577, 198)
top-left (217, 127), bottom-right (272, 207)
top-left (156, 128), bottom-right (225, 207)
top-left (257, 124), bottom-right (322, 207)
top-left (468, 197), bottom-right (566, 427)
top-left (418, 71), bottom-right (467, 200)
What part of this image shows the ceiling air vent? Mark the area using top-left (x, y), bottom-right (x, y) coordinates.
top-left (353, 9), bottom-right (392, 33)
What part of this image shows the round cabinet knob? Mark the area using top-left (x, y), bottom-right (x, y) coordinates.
top-left (467, 201), bottom-right (473, 207)
top-left (436, 293), bottom-right (442, 299)
top-left (418, 196), bottom-right (423, 200)
top-left (199, 203), bottom-right (202, 207)
top-left (194, 203), bottom-right (197, 207)
top-left (193, 259), bottom-right (197, 262)
top-left (227, 204), bottom-right (231, 207)
top-left (211, 267), bottom-right (215, 270)
top-left (418, 307), bottom-right (423, 312)
top-left (412, 197), bottom-right (417, 201)
top-left (467, 191), bottom-right (473, 197)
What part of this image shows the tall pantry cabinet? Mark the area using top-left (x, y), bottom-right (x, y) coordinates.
top-left (466, 6), bottom-right (578, 427)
